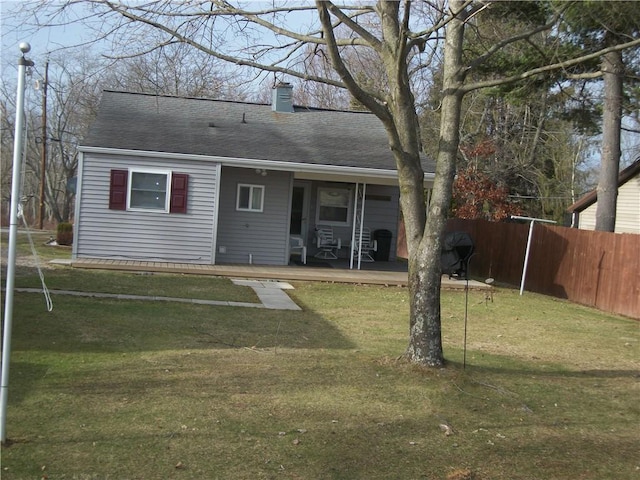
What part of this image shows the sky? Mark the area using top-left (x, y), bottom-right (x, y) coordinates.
top-left (1, 0), bottom-right (638, 165)
top-left (1, 1), bottom-right (107, 76)
top-left (0, 0), bottom-right (90, 58)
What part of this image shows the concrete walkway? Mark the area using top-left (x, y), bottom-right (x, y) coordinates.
top-left (16, 278), bottom-right (302, 311)
top-left (231, 279), bottom-right (301, 310)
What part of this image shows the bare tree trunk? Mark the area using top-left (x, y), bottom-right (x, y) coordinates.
top-left (404, 0), bottom-right (467, 367)
top-left (595, 48), bottom-right (623, 232)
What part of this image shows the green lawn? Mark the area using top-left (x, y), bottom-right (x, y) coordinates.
top-left (1, 232), bottom-right (638, 479)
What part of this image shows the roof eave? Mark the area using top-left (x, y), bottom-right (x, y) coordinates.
top-left (567, 158), bottom-right (640, 213)
top-left (78, 146), bottom-right (434, 186)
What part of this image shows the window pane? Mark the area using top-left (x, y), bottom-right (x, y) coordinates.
top-left (130, 172), bottom-right (167, 210)
top-left (238, 186), bottom-right (250, 209)
top-left (319, 189), bottom-right (349, 208)
top-left (130, 190), bottom-right (166, 209)
top-left (132, 173), bottom-right (167, 192)
top-left (251, 187), bottom-right (263, 210)
top-left (319, 206), bottom-right (348, 223)
top-left (317, 187), bottom-right (351, 224)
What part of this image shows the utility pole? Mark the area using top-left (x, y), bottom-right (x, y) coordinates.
top-left (38, 59), bottom-right (49, 229)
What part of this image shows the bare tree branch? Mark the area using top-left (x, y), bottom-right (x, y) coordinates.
top-left (316, 1), bottom-right (389, 116)
top-left (94, 0), bottom-right (347, 88)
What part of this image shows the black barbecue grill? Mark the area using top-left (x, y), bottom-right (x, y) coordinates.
top-left (440, 231), bottom-right (475, 279)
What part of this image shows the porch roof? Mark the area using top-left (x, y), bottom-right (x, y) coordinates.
top-left (80, 90), bottom-right (435, 185)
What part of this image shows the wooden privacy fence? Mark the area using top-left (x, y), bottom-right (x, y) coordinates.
top-left (445, 218), bottom-right (640, 319)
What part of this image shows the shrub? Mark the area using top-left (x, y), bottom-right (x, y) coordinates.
top-left (56, 222), bottom-right (73, 246)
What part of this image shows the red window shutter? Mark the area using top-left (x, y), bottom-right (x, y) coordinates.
top-left (170, 173), bottom-right (188, 214)
top-left (109, 169), bottom-right (128, 210)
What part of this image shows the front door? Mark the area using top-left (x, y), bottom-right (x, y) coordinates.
top-left (290, 181), bottom-right (311, 243)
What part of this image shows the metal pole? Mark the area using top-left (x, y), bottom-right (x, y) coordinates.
top-left (463, 252), bottom-right (476, 370)
top-left (1, 43), bottom-right (34, 444)
top-left (510, 215), bottom-right (557, 296)
top-left (38, 59), bottom-right (49, 229)
top-left (349, 184), bottom-right (358, 270)
top-left (357, 183), bottom-right (366, 270)
top-left (519, 219), bottom-right (535, 296)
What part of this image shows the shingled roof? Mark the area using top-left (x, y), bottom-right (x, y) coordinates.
top-left (82, 90), bottom-right (435, 174)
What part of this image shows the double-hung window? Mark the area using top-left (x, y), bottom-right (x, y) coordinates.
top-left (316, 187), bottom-right (352, 226)
top-left (236, 184), bottom-right (264, 212)
top-left (109, 168), bottom-right (189, 214)
top-left (129, 170), bottom-right (170, 211)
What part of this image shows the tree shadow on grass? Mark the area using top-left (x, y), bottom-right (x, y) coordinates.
top-left (445, 357), bottom-right (640, 380)
top-left (9, 293), bottom-right (356, 354)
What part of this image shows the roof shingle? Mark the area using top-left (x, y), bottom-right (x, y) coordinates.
top-left (82, 90), bottom-right (434, 173)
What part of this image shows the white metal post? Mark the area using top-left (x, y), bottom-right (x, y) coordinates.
top-left (1, 43), bottom-right (34, 444)
top-left (520, 219), bottom-right (535, 296)
top-left (357, 183), bottom-right (366, 270)
top-left (510, 215), bottom-right (557, 296)
top-left (349, 184), bottom-right (358, 270)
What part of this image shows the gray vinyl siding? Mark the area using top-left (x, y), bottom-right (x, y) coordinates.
top-left (215, 167), bottom-right (292, 265)
top-left (75, 152), bottom-right (219, 263)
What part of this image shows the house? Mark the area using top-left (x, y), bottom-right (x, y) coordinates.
top-left (567, 158), bottom-right (640, 234)
top-left (73, 84), bottom-right (435, 267)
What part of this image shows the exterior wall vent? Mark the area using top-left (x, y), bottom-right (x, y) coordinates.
top-left (272, 82), bottom-right (294, 113)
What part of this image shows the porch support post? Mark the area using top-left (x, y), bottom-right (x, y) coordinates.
top-left (349, 182), bottom-right (367, 270)
top-left (350, 184), bottom-right (358, 269)
top-left (357, 183), bottom-right (366, 270)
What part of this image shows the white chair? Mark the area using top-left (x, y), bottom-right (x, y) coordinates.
top-left (289, 236), bottom-right (307, 264)
top-left (315, 226), bottom-right (341, 259)
top-left (353, 227), bottom-right (377, 262)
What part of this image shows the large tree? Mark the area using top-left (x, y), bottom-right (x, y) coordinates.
top-left (11, 0), bottom-right (640, 366)
top-left (562, 2), bottom-right (640, 231)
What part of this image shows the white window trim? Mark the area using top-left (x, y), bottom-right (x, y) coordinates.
top-left (236, 183), bottom-right (265, 213)
top-left (127, 168), bottom-right (172, 213)
top-left (315, 186), bottom-right (353, 226)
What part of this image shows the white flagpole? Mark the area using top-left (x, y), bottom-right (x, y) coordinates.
top-left (1, 42), bottom-right (34, 444)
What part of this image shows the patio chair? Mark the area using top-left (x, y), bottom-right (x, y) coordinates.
top-left (353, 227), bottom-right (377, 262)
top-left (289, 235), bottom-right (307, 265)
top-left (315, 226), bottom-right (341, 259)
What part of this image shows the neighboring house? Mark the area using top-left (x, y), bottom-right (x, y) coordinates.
top-left (567, 159), bottom-right (640, 234)
top-left (74, 84), bottom-right (435, 267)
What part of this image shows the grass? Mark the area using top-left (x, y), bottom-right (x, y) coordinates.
top-left (1, 230), bottom-right (639, 479)
top-left (2, 230), bottom-right (258, 303)
top-left (14, 268), bottom-right (260, 303)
